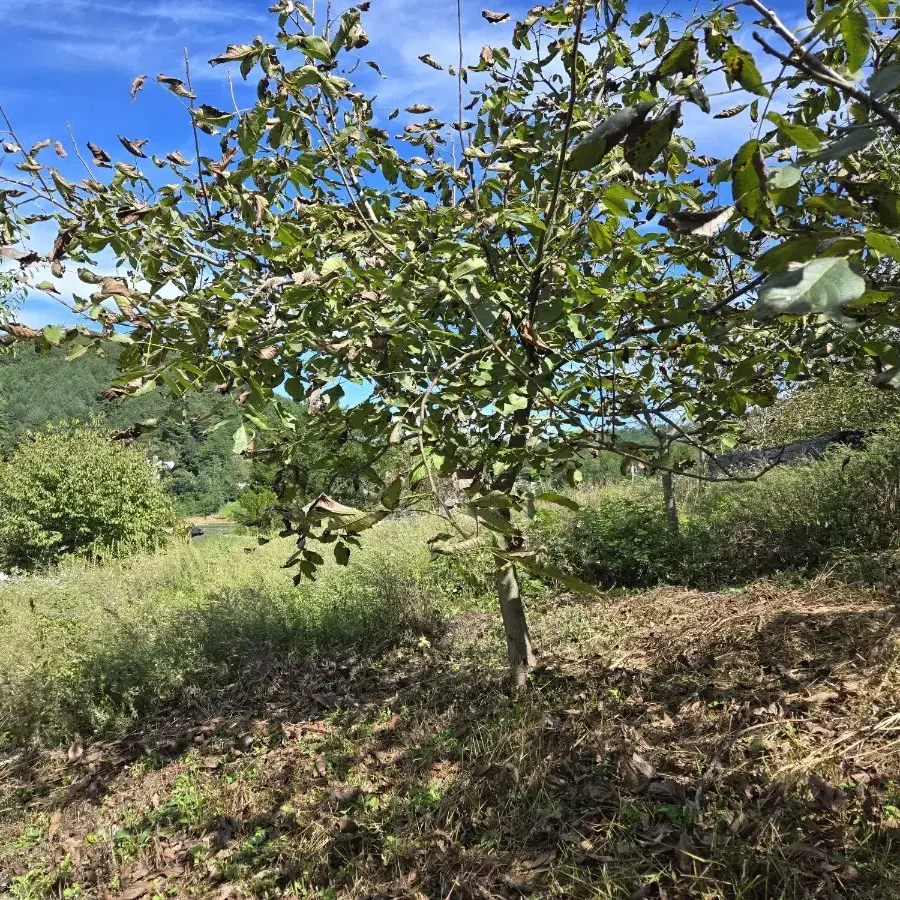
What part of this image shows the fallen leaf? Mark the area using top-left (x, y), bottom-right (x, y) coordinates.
top-left (809, 773), bottom-right (849, 812)
top-left (620, 751), bottom-right (655, 792)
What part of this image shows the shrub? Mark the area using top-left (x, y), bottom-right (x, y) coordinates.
top-left (679, 424), bottom-right (900, 585)
top-left (0, 423), bottom-right (176, 570)
top-left (530, 488), bottom-right (676, 588)
top-left (232, 486), bottom-right (280, 533)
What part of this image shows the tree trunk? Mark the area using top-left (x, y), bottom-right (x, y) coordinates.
top-left (661, 470), bottom-right (679, 538)
top-left (494, 553), bottom-right (536, 688)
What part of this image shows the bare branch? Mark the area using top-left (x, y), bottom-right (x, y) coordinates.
top-left (183, 48), bottom-right (214, 228)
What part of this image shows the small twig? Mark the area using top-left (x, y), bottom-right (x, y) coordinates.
top-left (226, 70), bottom-right (241, 116)
top-left (183, 48), bottom-right (214, 228)
top-left (524, 1), bottom-right (585, 330)
top-left (0, 104), bottom-right (56, 201)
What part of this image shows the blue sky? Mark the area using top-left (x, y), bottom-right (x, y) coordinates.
top-left (1, 0), bottom-right (799, 335)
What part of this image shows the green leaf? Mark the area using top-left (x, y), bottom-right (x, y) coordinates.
top-left (813, 126), bottom-right (876, 162)
top-left (320, 255), bottom-right (346, 277)
top-left (732, 139), bottom-right (768, 224)
top-left (755, 257), bottom-right (866, 320)
top-left (623, 108), bottom-right (678, 174)
top-left (450, 257), bottom-right (487, 281)
top-left (232, 424), bottom-right (250, 454)
top-left (869, 64), bottom-right (900, 98)
top-left (655, 37), bottom-right (698, 80)
top-left (534, 492), bottom-right (580, 511)
top-left (334, 542), bottom-right (351, 565)
top-left (840, 7), bottom-right (870, 72)
top-left (602, 183), bottom-right (639, 217)
top-left (587, 219), bottom-right (614, 253)
top-left (298, 35), bottom-right (332, 62)
top-left (42, 325), bottom-right (65, 346)
top-left (565, 102), bottom-right (655, 171)
top-left (380, 476), bottom-right (402, 510)
top-left (865, 232), bottom-right (900, 263)
top-left (765, 113), bottom-right (821, 151)
top-left (466, 505), bottom-right (516, 533)
top-left (722, 44), bottom-right (769, 97)
top-left (514, 556), bottom-right (600, 596)
top-left (238, 108), bottom-right (267, 156)
top-left (771, 165), bottom-right (801, 189)
top-left (755, 235), bottom-right (820, 272)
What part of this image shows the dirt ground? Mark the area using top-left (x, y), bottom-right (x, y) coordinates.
top-left (2, 577), bottom-right (899, 899)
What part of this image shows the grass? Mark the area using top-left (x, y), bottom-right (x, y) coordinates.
top-left (1, 519), bottom-right (900, 897)
top-left (0, 516), bottom-right (489, 747)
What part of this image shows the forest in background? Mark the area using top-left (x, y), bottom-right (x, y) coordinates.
top-left (0, 346), bottom-right (246, 515)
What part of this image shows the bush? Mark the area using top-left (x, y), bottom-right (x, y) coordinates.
top-left (0, 423), bottom-right (176, 570)
top-left (531, 487), bottom-right (676, 588)
top-left (232, 486), bottom-right (280, 533)
top-left (680, 424), bottom-right (900, 585)
top-left (527, 425), bottom-right (900, 590)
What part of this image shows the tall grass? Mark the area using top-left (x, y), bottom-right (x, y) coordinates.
top-left (0, 516), bottom-right (491, 746)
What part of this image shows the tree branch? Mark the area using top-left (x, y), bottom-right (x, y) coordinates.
top-left (744, 0), bottom-right (900, 135)
top-left (524, 1), bottom-right (585, 332)
top-left (183, 48), bottom-right (214, 228)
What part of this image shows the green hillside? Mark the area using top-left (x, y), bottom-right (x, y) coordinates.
top-left (0, 346), bottom-right (246, 515)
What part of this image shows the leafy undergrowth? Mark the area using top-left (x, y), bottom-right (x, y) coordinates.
top-left (1, 577), bottom-right (899, 899)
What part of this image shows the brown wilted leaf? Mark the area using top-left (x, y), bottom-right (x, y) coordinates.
top-left (331, 785), bottom-right (361, 804)
top-left (118, 135), bottom-right (149, 158)
top-left (48, 228), bottom-right (74, 262)
top-left (256, 346), bottom-right (277, 360)
top-left (521, 849), bottom-right (555, 870)
top-left (156, 74), bottom-right (195, 99)
top-left (207, 146), bottom-right (238, 175)
top-left (208, 43), bottom-right (256, 66)
top-left (520, 318), bottom-right (551, 350)
top-left (406, 104), bottom-right (434, 114)
top-left (482, 9), bottom-right (510, 23)
top-left (100, 277), bottom-right (133, 297)
top-left (116, 202), bottom-right (152, 225)
top-left (620, 751), bottom-right (656, 792)
top-left (714, 103), bottom-right (748, 119)
top-left (252, 193), bottom-right (267, 227)
top-left (86, 142), bottom-right (112, 168)
top-left (0, 245), bottom-right (39, 265)
top-left (166, 150), bottom-right (190, 166)
top-left (130, 74), bottom-right (147, 100)
top-left (659, 206), bottom-right (733, 237)
top-left (480, 45), bottom-right (495, 65)
top-left (290, 267), bottom-right (320, 286)
top-left (53, 140), bottom-right (67, 158)
top-left (2, 322), bottom-right (42, 340)
top-left (809, 773), bottom-right (849, 811)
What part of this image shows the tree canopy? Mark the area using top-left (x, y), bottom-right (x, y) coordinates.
top-left (3, 0), bottom-right (900, 680)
